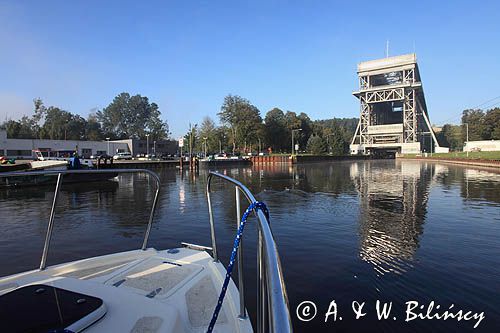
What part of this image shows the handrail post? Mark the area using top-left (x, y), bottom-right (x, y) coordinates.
top-left (142, 184), bottom-right (160, 250)
top-left (39, 173), bottom-right (63, 270)
top-left (206, 171), bottom-right (292, 333)
top-left (257, 230), bottom-right (264, 333)
top-left (236, 187), bottom-right (246, 318)
top-left (206, 175), bottom-right (218, 261)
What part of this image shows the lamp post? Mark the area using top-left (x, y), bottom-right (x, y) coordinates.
top-left (465, 123), bottom-right (469, 157)
top-left (258, 137), bottom-right (261, 154)
top-left (153, 140), bottom-right (156, 156)
top-left (146, 134), bottom-right (150, 157)
top-left (106, 137), bottom-right (110, 155)
top-left (219, 134), bottom-right (225, 154)
top-left (291, 129), bottom-right (302, 156)
top-left (203, 137), bottom-right (208, 158)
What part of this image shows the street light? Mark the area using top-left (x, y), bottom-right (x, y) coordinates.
top-left (219, 134), bottom-right (225, 154)
top-left (465, 123), bottom-right (469, 157)
top-left (153, 140), bottom-right (156, 156)
top-left (106, 137), bottom-right (110, 155)
top-left (291, 128), bottom-right (302, 156)
top-left (146, 134), bottom-right (150, 157)
top-left (203, 137), bottom-right (208, 158)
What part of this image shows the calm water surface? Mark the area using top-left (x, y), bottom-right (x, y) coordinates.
top-left (1, 160), bottom-right (499, 332)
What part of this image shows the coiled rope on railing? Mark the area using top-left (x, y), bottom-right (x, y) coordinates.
top-left (206, 201), bottom-right (269, 333)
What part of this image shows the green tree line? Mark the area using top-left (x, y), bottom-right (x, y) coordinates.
top-left (1, 93), bottom-right (170, 141)
top-left (185, 94), bottom-right (358, 156)
top-left (437, 108), bottom-right (500, 150)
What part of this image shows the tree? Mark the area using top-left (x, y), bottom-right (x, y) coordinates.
top-left (66, 114), bottom-right (87, 140)
top-left (461, 109), bottom-right (486, 141)
top-left (329, 127), bottom-right (346, 155)
top-left (198, 116), bottom-right (217, 154)
top-left (297, 112), bottom-right (313, 149)
top-left (218, 95), bottom-right (262, 154)
top-left (214, 125), bottom-right (230, 154)
top-left (97, 92), bottom-right (169, 140)
top-left (284, 111), bottom-right (301, 152)
top-left (2, 117), bottom-right (37, 139)
top-left (263, 108), bottom-right (287, 152)
top-left (484, 108), bottom-right (500, 140)
top-left (306, 135), bottom-right (327, 154)
top-left (41, 106), bottom-right (73, 140)
top-left (85, 114), bottom-right (104, 141)
top-left (438, 124), bottom-right (463, 151)
top-left (183, 123), bottom-right (198, 156)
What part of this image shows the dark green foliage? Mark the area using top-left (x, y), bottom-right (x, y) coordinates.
top-left (461, 109), bottom-right (487, 141)
top-left (3, 117), bottom-right (37, 139)
top-left (218, 95), bottom-right (262, 154)
top-left (306, 135), bottom-right (327, 154)
top-left (97, 92), bottom-right (169, 140)
top-left (260, 109), bottom-right (355, 155)
top-left (1, 95), bottom-right (169, 142)
top-left (484, 108), bottom-right (500, 140)
top-left (437, 124), bottom-right (463, 151)
top-left (436, 107), bottom-right (500, 151)
top-left (263, 108), bottom-right (288, 152)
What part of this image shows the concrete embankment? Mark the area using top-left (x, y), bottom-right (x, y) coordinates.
top-left (397, 156), bottom-right (500, 168)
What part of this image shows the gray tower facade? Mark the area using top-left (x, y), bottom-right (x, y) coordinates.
top-left (350, 54), bottom-right (447, 155)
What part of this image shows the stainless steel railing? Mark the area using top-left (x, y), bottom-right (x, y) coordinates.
top-left (0, 169), bottom-right (160, 270)
top-left (206, 171), bottom-right (293, 333)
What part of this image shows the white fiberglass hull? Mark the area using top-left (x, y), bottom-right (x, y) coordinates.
top-left (0, 247), bottom-right (252, 333)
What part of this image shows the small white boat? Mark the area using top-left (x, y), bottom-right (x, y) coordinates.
top-left (30, 159), bottom-right (69, 171)
top-left (0, 169), bottom-right (292, 333)
top-left (34, 149), bottom-right (95, 168)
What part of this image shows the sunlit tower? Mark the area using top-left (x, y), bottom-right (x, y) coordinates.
top-left (350, 53), bottom-right (448, 155)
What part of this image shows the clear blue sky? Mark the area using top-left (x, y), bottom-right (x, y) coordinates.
top-left (1, 0), bottom-right (499, 138)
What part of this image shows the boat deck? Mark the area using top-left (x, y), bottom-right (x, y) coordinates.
top-left (0, 247), bottom-right (252, 333)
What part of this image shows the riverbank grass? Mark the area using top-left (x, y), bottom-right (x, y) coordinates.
top-left (402, 151), bottom-right (500, 160)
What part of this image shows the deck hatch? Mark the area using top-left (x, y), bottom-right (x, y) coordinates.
top-left (0, 284), bottom-right (105, 333)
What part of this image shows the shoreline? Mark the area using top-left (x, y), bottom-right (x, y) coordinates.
top-left (397, 156), bottom-right (500, 169)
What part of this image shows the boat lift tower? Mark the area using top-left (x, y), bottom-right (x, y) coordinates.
top-left (350, 53), bottom-right (448, 155)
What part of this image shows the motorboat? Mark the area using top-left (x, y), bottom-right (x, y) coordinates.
top-left (0, 155), bottom-right (118, 188)
top-left (0, 169), bottom-right (292, 333)
top-left (34, 149), bottom-right (95, 168)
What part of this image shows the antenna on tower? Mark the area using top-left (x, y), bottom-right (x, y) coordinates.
top-left (386, 40), bottom-right (389, 58)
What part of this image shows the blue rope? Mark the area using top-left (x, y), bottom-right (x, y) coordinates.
top-left (206, 201), bottom-right (269, 333)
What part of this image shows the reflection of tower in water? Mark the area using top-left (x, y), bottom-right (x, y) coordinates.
top-left (350, 161), bottom-right (433, 275)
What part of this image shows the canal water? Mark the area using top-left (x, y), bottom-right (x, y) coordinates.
top-left (0, 160), bottom-right (499, 332)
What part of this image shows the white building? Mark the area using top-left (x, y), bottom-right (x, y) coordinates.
top-left (0, 129), bottom-right (129, 159)
top-left (463, 140), bottom-right (500, 152)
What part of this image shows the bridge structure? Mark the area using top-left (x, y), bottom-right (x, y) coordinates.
top-left (350, 53), bottom-right (448, 156)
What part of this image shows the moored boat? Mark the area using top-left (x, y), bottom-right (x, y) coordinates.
top-left (0, 157), bottom-right (118, 188)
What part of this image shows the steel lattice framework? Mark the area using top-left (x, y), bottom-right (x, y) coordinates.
top-left (350, 54), bottom-right (442, 155)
